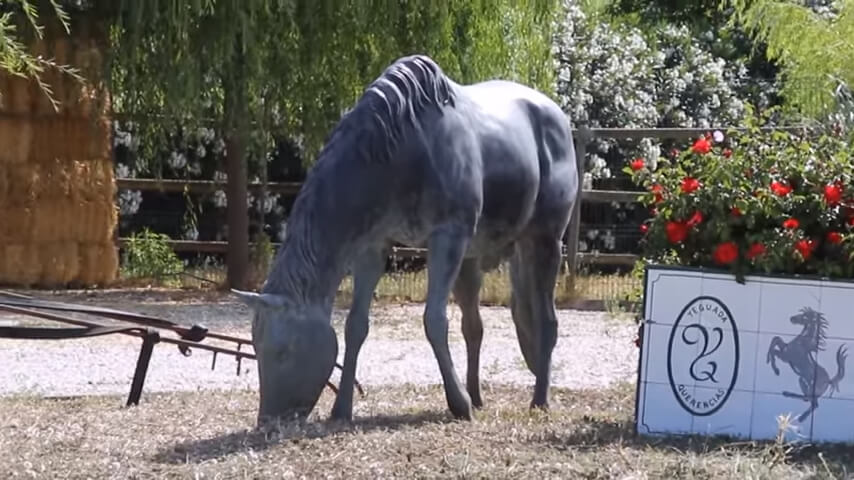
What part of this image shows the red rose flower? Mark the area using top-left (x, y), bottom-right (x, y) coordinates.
top-left (795, 239), bottom-right (817, 260)
top-left (731, 206), bottom-right (742, 217)
top-left (691, 137), bottom-right (711, 154)
top-left (824, 183), bottom-right (843, 205)
top-left (687, 210), bottom-right (704, 227)
top-left (746, 242), bottom-right (766, 259)
top-left (630, 157), bottom-right (645, 171)
top-left (670, 148), bottom-right (680, 158)
top-left (681, 177), bottom-right (701, 194)
top-left (771, 181), bottom-right (793, 196)
top-left (827, 231), bottom-right (843, 244)
top-left (712, 242), bottom-right (739, 265)
top-left (665, 221), bottom-right (689, 244)
top-left (651, 184), bottom-right (664, 203)
top-left (723, 148), bottom-right (732, 158)
top-left (640, 224), bottom-right (649, 234)
top-left (782, 218), bottom-right (800, 229)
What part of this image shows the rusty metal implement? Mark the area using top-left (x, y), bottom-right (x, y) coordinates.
top-left (0, 290), bottom-right (364, 406)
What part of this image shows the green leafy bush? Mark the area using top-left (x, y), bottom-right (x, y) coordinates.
top-left (121, 229), bottom-right (184, 280)
top-left (627, 109), bottom-right (854, 281)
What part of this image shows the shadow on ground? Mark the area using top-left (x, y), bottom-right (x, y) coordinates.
top-left (152, 409), bottom-right (455, 464)
top-left (546, 415), bottom-right (854, 475)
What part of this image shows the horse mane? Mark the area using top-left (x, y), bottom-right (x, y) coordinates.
top-left (318, 54), bottom-right (457, 165)
top-left (798, 306), bottom-right (828, 351)
top-left (262, 55), bottom-right (456, 301)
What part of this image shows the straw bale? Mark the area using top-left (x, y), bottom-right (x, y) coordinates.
top-left (38, 242), bottom-right (80, 287)
top-left (0, 165), bottom-right (7, 204)
top-left (2, 76), bottom-right (34, 114)
top-left (0, 74), bottom-right (7, 111)
top-left (32, 201), bottom-right (66, 242)
top-left (86, 116), bottom-right (111, 160)
top-left (69, 45), bottom-right (105, 118)
top-left (63, 201), bottom-right (106, 244)
top-left (77, 243), bottom-right (117, 286)
top-left (28, 117), bottom-right (111, 164)
top-left (76, 157), bottom-right (115, 203)
top-left (34, 157), bottom-right (74, 201)
top-left (0, 117), bottom-right (33, 165)
top-left (1, 244), bottom-right (41, 287)
top-left (28, 117), bottom-right (63, 163)
top-left (0, 205), bottom-right (35, 243)
top-left (5, 165), bottom-right (38, 206)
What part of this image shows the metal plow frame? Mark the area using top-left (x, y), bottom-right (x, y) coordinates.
top-left (0, 290), bottom-right (363, 406)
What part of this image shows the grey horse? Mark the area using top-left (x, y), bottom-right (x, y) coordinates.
top-left (232, 54), bottom-right (578, 425)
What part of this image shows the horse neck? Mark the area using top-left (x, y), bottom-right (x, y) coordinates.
top-left (797, 321), bottom-right (820, 343)
top-left (261, 182), bottom-right (352, 310)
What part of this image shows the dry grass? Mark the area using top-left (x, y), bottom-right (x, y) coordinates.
top-left (2, 382), bottom-right (852, 479)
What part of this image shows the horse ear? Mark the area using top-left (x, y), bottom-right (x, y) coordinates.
top-left (231, 289), bottom-right (287, 310)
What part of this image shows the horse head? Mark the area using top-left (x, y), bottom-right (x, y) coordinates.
top-left (231, 289), bottom-right (338, 426)
top-left (790, 306), bottom-right (820, 326)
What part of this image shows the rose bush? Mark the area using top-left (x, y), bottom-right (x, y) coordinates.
top-left (627, 109), bottom-right (854, 280)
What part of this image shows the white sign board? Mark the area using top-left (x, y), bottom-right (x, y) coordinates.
top-left (635, 265), bottom-right (853, 444)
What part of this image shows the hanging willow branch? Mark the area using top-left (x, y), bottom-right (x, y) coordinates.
top-left (0, 0), bottom-right (84, 110)
top-left (105, 0), bottom-right (560, 168)
top-left (729, 0), bottom-right (854, 117)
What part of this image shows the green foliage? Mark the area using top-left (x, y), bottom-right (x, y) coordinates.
top-left (106, 0), bottom-right (560, 169)
top-left (249, 230), bottom-right (276, 288)
top-left (0, 0), bottom-right (83, 110)
top-left (120, 228), bottom-right (185, 280)
top-left (626, 106), bottom-right (854, 280)
top-left (730, 0), bottom-right (854, 117)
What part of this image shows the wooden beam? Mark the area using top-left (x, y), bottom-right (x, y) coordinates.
top-left (115, 178), bottom-right (303, 195)
top-left (581, 189), bottom-right (641, 204)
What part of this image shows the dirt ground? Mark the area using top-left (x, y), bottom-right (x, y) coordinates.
top-left (0, 289), bottom-right (639, 400)
top-left (2, 289), bottom-right (852, 479)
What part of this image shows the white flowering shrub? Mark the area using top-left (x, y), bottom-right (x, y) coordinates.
top-left (551, 1), bottom-right (786, 254)
top-left (112, 121), bottom-right (301, 246)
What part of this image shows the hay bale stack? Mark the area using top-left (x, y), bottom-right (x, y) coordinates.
top-left (0, 34), bottom-right (118, 289)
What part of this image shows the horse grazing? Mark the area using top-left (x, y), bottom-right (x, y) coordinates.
top-left (232, 54), bottom-right (578, 425)
top-left (767, 306), bottom-right (848, 423)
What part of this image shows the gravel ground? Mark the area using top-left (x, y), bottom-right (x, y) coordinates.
top-left (0, 290), bottom-right (639, 400)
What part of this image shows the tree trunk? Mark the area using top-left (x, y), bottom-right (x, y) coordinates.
top-left (223, 53), bottom-right (250, 290)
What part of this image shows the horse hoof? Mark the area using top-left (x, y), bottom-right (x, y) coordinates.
top-left (449, 398), bottom-right (474, 421)
top-left (329, 407), bottom-right (354, 423)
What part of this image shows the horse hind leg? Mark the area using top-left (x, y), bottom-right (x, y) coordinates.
top-left (452, 258), bottom-right (484, 408)
top-left (511, 233), bottom-right (562, 410)
top-left (509, 248), bottom-right (537, 375)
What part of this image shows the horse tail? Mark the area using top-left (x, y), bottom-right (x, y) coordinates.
top-left (830, 344), bottom-right (848, 393)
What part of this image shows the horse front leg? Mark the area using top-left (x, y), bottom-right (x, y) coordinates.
top-left (453, 258), bottom-right (485, 409)
top-left (330, 246), bottom-right (387, 422)
top-left (767, 336), bottom-right (785, 376)
top-left (424, 223), bottom-right (473, 420)
top-left (797, 397), bottom-right (819, 423)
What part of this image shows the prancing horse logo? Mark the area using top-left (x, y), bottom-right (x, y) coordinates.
top-left (667, 296), bottom-right (740, 416)
top-left (767, 307), bottom-right (848, 423)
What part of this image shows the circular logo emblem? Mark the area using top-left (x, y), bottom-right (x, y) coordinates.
top-left (667, 295), bottom-right (740, 416)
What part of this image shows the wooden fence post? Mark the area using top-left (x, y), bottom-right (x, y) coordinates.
top-left (564, 126), bottom-right (592, 292)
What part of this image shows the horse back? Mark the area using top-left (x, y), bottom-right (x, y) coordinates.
top-left (460, 80), bottom-right (578, 237)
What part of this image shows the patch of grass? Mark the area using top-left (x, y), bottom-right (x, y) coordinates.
top-left (114, 260), bottom-right (639, 310)
top-left (337, 265), bottom-right (638, 308)
top-left (1, 383), bottom-right (851, 479)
